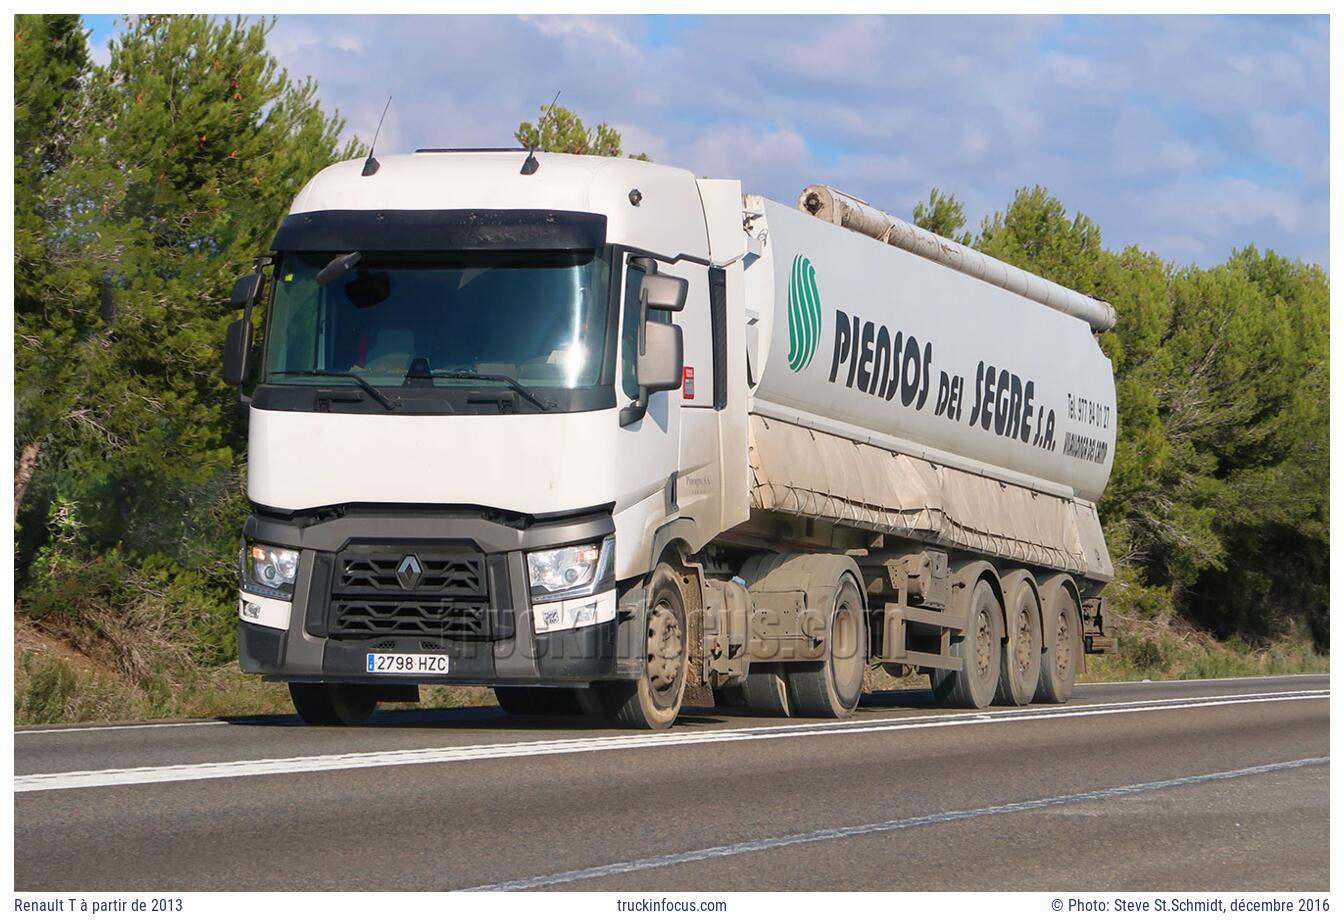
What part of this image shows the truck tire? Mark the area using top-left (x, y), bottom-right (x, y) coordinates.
top-left (599, 563), bottom-right (688, 730)
top-left (573, 686), bottom-right (606, 716)
top-left (995, 575), bottom-right (1042, 706)
top-left (289, 682), bottom-right (378, 726)
top-left (494, 687), bottom-right (548, 715)
top-left (712, 684), bottom-right (748, 709)
top-left (741, 665), bottom-right (792, 717)
top-left (786, 575), bottom-right (866, 718)
top-left (1035, 581), bottom-right (1081, 703)
top-left (930, 579), bottom-right (1002, 709)
top-left (494, 687), bottom-right (596, 716)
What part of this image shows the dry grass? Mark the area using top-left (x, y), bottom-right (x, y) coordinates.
top-left (1080, 620), bottom-right (1327, 683)
top-left (13, 620), bottom-right (504, 725)
top-left (14, 620), bottom-right (292, 724)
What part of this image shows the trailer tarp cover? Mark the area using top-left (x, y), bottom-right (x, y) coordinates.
top-left (748, 414), bottom-right (1113, 582)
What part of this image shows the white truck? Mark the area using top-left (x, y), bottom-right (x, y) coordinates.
top-left (224, 150), bottom-right (1116, 729)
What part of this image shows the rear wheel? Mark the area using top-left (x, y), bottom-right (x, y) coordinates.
top-left (995, 576), bottom-right (1042, 706)
top-left (289, 682), bottom-right (378, 726)
top-left (712, 684), bottom-right (748, 709)
top-left (1035, 582), bottom-right (1081, 703)
top-left (599, 563), bottom-right (688, 730)
top-left (741, 665), bottom-right (792, 716)
top-left (787, 576), bottom-right (867, 718)
top-left (930, 579), bottom-right (1003, 709)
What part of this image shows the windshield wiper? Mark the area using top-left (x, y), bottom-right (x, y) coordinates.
top-left (315, 252), bottom-right (361, 284)
top-left (270, 369), bottom-right (400, 410)
top-left (413, 369), bottom-right (556, 411)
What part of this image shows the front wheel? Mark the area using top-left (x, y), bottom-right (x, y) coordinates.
top-left (289, 682), bottom-right (378, 726)
top-left (599, 563), bottom-right (689, 730)
top-left (494, 687), bottom-right (604, 717)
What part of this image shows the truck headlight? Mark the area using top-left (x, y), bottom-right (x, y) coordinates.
top-left (527, 536), bottom-right (614, 601)
top-left (241, 541), bottom-right (300, 599)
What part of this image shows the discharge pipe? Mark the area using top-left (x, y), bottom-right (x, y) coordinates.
top-left (798, 184), bottom-right (1117, 333)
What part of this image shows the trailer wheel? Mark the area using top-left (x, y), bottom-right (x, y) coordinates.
top-left (289, 682), bottom-right (377, 726)
top-left (741, 665), bottom-right (792, 717)
top-left (599, 563), bottom-right (688, 730)
top-left (1035, 583), bottom-right (1081, 703)
top-left (929, 579), bottom-right (1002, 709)
top-left (995, 576), bottom-right (1042, 706)
top-left (787, 575), bottom-right (866, 718)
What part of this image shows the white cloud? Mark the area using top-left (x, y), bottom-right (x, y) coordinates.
top-left (258, 13), bottom-right (1327, 269)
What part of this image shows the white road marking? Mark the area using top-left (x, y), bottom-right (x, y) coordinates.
top-left (15, 720), bottom-right (229, 736)
top-left (1076, 672), bottom-right (1329, 688)
top-left (15, 674), bottom-right (1322, 741)
top-left (465, 756), bottom-right (1330, 891)
top-left (13, 688), bottom-right (1326, 793)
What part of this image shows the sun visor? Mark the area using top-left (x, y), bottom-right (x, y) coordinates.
top-left (271, 209), bottom-right (607, 252)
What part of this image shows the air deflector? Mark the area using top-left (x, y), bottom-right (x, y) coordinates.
top-left (271, 209), bottom-right (607, 252)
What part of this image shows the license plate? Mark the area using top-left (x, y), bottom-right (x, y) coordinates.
top-left (365, 652), bottom-right (450, 675)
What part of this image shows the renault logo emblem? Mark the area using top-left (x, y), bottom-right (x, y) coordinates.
top-left (396, 554), bottom-right (423, 590)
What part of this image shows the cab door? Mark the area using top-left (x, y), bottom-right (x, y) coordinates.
top-left (612, 254), bottom-right (683, 581)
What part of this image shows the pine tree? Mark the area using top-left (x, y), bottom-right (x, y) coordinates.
top-left (971, 186), bottom-right (1329, 648)
top-left (15, 14), bottom-right (359, 664)
top-left (14, 14), bottom-right (94, 515)
top-left (516, 102), bottom-right (649, 160)
top-left (911, 187), bottom-right (971, 245)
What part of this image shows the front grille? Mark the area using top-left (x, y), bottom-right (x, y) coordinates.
top-left (337, 548), bottom-right (486, 596)
top-left (327, 544), bottom-right (494, 640)
top-left (331, 599), bottom-right (491, 639)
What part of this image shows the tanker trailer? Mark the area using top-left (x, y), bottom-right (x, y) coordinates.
top-left (704, 191), bottom-right (1117, 717)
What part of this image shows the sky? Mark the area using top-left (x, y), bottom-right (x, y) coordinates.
top-left (83, 14), bottom-right (1330, 269)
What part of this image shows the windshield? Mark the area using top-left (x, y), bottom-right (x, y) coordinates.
top-left (263, 250), bottom-right (611, 391)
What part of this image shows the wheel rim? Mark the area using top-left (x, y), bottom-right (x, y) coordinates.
top-left (1013, 604), bottom-right (1035, 677)
top-left (1052, 609), bottom-right (1071, 678)
top-left (831, 596), bottom-right (863, 702)
top-left (646, 600), bottom-right (684, 704)
top-left (974, 610), bottom-right (994, 679)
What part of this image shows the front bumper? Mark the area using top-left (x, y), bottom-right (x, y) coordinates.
top-left (238, 506), bottom-right (619, 685)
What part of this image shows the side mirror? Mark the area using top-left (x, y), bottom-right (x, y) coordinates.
top-left (637, 320), bottom-right (683, 392)
top-left (231, 273), bottom-right (263, 311)
top-left (222, 317), bottom-right (253, 388)
top-left (620, 320), bottom-right (683, 426)
top-left (640, 273), bottom-right (688, 312)
top-left (620, 261), bottom-right (689, 427)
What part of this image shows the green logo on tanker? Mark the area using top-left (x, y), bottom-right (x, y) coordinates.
top-left (787, 255), bottom-right (822, 372)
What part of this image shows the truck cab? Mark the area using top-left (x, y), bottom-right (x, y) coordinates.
top-left (228, 151), bottom-right (751, 729)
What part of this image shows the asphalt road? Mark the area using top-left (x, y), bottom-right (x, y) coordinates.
top-left (14, 673), bottom-right (1329, 891)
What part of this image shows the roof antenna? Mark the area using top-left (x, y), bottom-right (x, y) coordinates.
top-left (521, 90), bottom-right (561, 176)
top-left (362, 96), bottom-right (392, 177)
